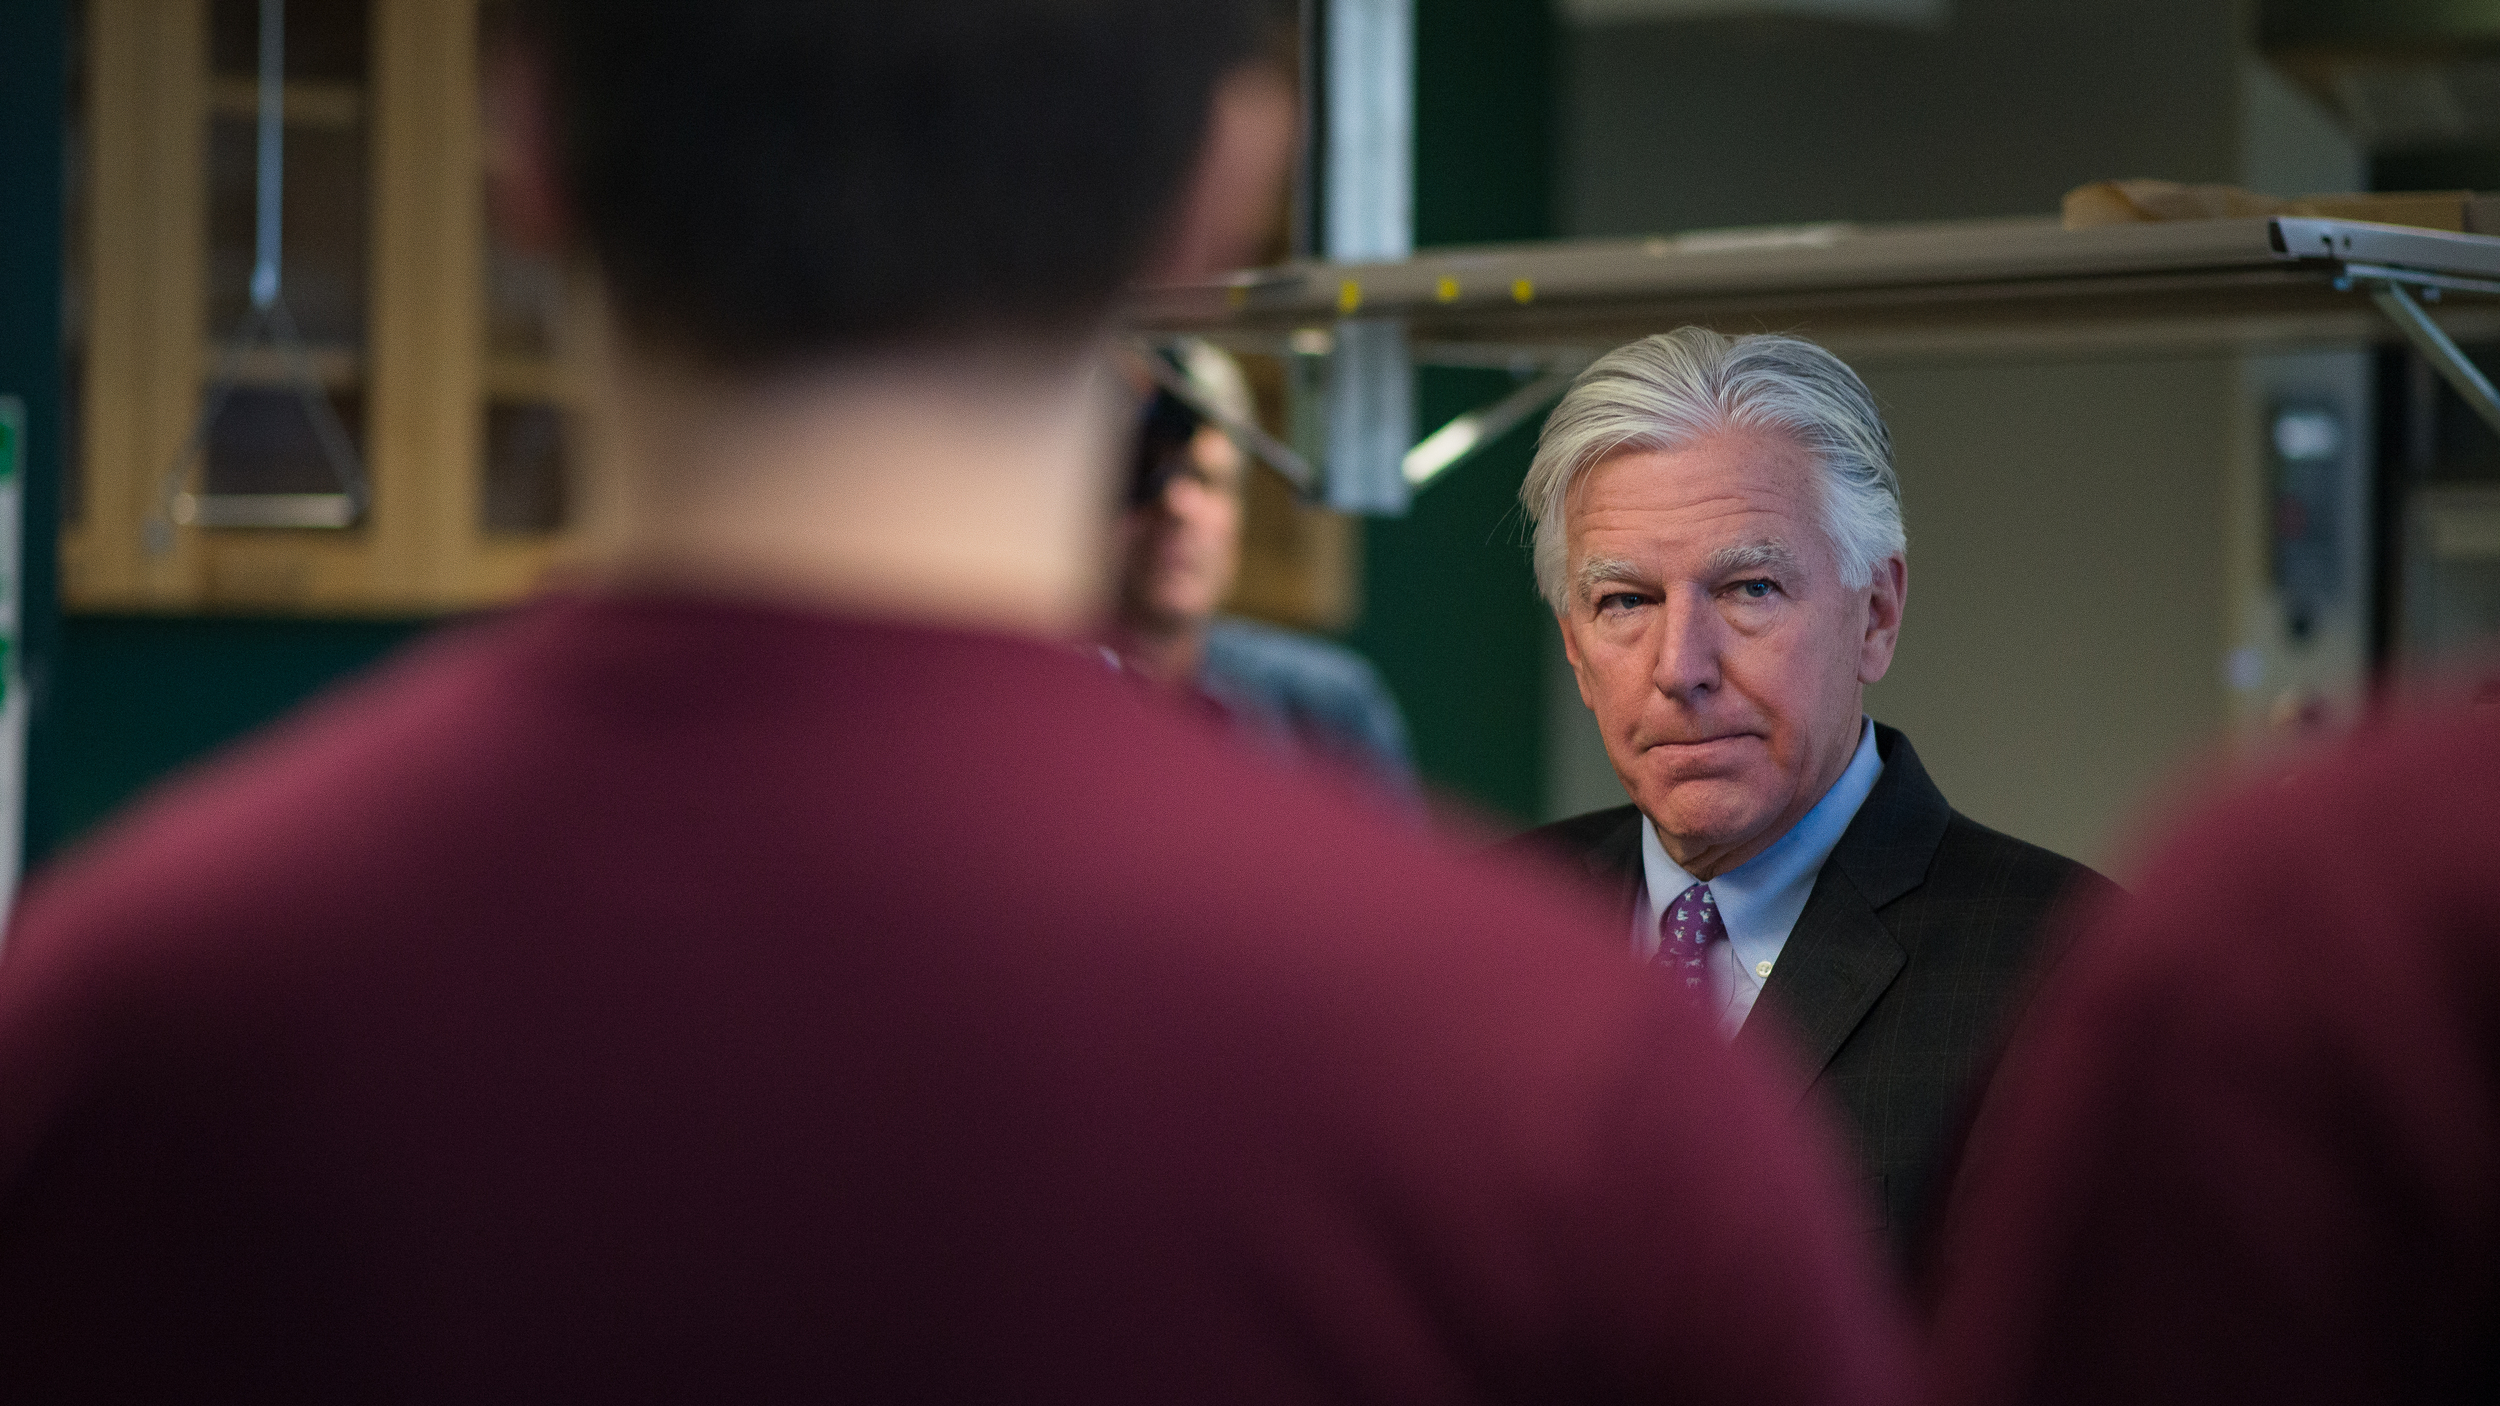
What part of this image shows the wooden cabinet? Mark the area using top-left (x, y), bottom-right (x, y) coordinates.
top-left (68, 0), bottom-right (583, 616)
top-left (67, 0), bottom-right (1353, 630)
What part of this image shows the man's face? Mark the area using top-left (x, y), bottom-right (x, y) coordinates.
top-left (1558, 430), bottom-right (1905, 877)
top-left (1118, 425), bottom-right (1244, 632)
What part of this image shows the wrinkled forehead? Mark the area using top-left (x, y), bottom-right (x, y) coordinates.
top-left (1561, 431), bottom-right (1829, 564)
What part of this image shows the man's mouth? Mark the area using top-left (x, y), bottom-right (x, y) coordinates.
top-left (1640, 733), bottom-right (1763, 764)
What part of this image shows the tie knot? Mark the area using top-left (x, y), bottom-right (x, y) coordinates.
top-left (1657, 881), bottom-right (1727, 989)
top-left (1672, 881), bottom-right (1716, 919)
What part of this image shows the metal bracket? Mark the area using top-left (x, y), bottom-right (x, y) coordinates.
top-left (2360, 277), bottom-right (2500, 440)
top-left (2338, 262), bottom-right (2500, 301)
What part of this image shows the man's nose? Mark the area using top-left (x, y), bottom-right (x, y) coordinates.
top-left (1649, 588), bottom-right (1721, 701)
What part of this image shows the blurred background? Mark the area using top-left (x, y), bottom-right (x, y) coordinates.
top-left (4, 0), bottom-right (2499, 883)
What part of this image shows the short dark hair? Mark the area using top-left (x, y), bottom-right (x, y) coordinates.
top-left (516, 1), bottom-right (1274, 367)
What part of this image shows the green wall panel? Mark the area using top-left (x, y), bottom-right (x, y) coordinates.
top-left (1349, 369), bottom-right (1552, 824)
top-left (1349, 0), bottom-right (1557, 824)
top-left (1416, 0), bottom-right (1552, 249)
top-left (41, 616), bottom-right (429, 859)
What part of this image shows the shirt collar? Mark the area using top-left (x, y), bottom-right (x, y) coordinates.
top-left (1639, 717), bottom-right (1883, 965)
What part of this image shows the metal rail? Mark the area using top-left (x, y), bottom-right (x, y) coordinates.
top-left (1136, 216), bottom-right (2500, 510)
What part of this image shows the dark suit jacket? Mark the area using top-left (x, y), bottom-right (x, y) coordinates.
top-left (1506, 723), bottom-right (2116, 1256)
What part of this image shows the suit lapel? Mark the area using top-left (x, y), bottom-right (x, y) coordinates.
top-left (1734, 866), bottom-right (1904, 1089)
top-left (1733, 726), bottom-right (1951, 1092)
top-left (1579, 810), bottom-right (1646, 932)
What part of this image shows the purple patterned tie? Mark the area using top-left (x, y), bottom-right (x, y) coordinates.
top-left (1655, 881), bottom-right (1725, 1005)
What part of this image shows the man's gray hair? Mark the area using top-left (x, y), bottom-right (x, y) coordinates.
top-left (1520, 328), bottom-right (1905, 610)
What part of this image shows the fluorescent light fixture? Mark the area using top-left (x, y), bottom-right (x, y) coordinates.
top-left (1557, 0), bottom-right (1947, 27)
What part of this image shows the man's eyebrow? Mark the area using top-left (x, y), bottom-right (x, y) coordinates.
top-left (1704, 540), bottom-right (1802, 576)
top-left (1573, 555), bottom-right (1644, 595)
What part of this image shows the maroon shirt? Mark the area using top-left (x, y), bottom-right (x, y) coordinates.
top-left (1930, 704), bottom-right (2500, 1405)
top-left (0, 594), bottom-right (1910, 1402)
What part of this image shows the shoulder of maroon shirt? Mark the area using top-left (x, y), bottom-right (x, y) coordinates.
top-left (0, 592), bottom-right (1915, 1404)
top-left (1930, 704), bottom-right (2500, 1406)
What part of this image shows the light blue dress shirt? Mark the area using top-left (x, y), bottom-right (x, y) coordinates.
top-left (1634, 717), bottom-right (1884, 1038)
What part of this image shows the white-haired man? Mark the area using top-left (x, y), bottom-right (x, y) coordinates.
top-left (1507, 327), bottom-right (2114, 1261)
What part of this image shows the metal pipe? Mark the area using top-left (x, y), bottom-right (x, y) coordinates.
top-left (251, 0), bottom-right (285, 311)
top-left (1315, 0), bottom-right (1413, 514)
top-left (2369, 279), bottom-right (2500, 439)
top-left (1403, 361), bottom-right (1582, 488)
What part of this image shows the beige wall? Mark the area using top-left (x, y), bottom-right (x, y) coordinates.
top-left (1856, 356), bottom-right (2234, 870)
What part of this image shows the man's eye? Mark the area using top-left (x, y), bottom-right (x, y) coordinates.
top-left (1733, 578), bottom-right (1777, 600)
top-left (1596, 592), bottom-right (1647, 614)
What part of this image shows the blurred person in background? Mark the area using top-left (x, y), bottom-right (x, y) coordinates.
top-left (1928, 692), bottom-right (2500, 1405)
top-left (1507, 328), bottom-right (2114, 1261)
top-left (1108, 340), bottom-right (1416, 800)
top-left (0, 3), bottom-right (1912, 1400)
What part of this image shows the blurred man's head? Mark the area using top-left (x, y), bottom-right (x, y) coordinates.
top-left (1117, 344), bottom-right (1253, 660)
top-left (1520, 330), bottom-right (1908, 878)
top-left (493, 0), bottom-right (1290, 368)
top-left (483, 1), bottom-right (1294, 635)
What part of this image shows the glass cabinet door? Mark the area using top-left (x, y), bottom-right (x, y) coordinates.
top-left (66, 0), bottom-right (581, 615)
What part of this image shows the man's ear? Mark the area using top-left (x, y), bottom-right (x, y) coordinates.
top-left (1140, 65), bottom-right (1299, 286)
top-left (1857, 555), bottom-right (1907, 685)
top-left (481, 37), bottom-right (570, 256)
